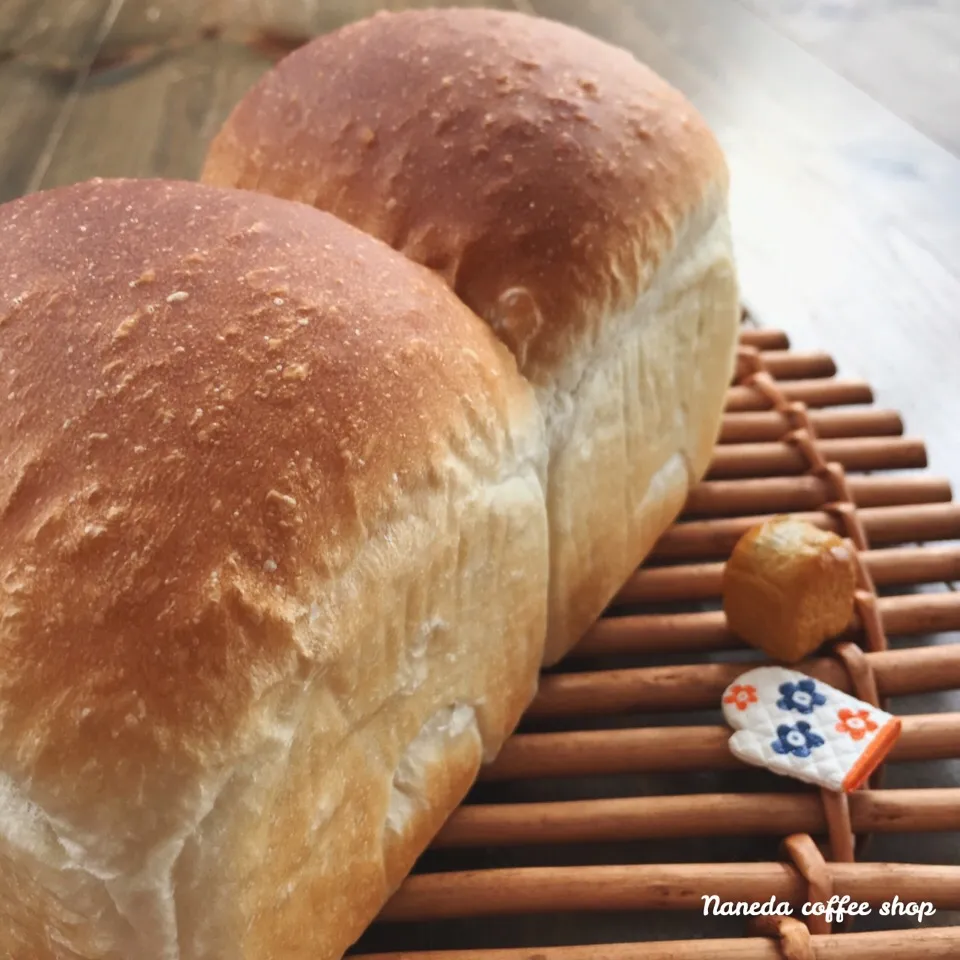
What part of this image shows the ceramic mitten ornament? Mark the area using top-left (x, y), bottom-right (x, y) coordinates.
top-left (722, 666), bottom-right (901, 792)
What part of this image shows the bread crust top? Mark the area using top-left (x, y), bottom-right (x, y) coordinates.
top-left (202, 7), bottom-right (729, 383)
top-left (0, 176), bottom-right (539, 855)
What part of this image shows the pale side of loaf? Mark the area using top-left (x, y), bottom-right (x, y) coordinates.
top-left (0, 178), bottom-right (549, 959)
top-left (202, 7), bottom-right (742, 663)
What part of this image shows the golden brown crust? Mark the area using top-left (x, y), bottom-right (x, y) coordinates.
top-left (722, 516), bottom-right (858, 662)
top-left (0, 175), bottom-right (513, 809)
top-left (0, 177), bottom-right (548, 958)
top-left (201, 6), bottom-right (729, 385)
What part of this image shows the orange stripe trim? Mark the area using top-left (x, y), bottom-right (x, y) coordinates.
top-left (841, 716), bottom-right (902, 793)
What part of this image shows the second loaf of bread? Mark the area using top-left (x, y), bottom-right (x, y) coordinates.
top-left (202, 7), bottom-right (742, 663)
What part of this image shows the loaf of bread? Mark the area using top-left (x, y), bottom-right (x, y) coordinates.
top-left (0, 178), bottom-right (549, 959)
top-left (723, 516), bottom-right (858, 662)
top-left (202, 7), bottom-right (742, 664)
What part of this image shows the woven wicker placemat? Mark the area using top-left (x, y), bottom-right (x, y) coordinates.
top-left (353, 313), bottom-right (960, 960)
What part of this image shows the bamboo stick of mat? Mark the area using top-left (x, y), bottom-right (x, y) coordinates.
top-left (726, 379), bottom-right (872, 411)
top-left (434, 789), bottom-right (960, 848)
top-left (358, 928), bottom-right (960, 960)
top-left (650, 502), bottom-right (960, 561)
top-left (529, 644), bottom-right (960, 717)
top-left (378, 863), bottom-right (960, 921)
top-left (739, 328), bottom-right (790, 350)
top-left (579, 592), bottom-right (960, 656)
top-left (734, 350), bottom-right (836, 382)
top-left (707, 436), bottom-right (926, 478)
top-left (616, 545), bottom-right (960, 604)
top-left (483, 713), bottom-right (960, 781)
top-left (683, 474), bottom-right (951, 518)
top-left (719, 408), bottom-right (903, 443)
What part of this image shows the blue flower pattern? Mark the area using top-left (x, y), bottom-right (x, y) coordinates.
top-left (771, 721), bottom-right (825, 758)
top-left (777, 678), bottom-right (826, 715)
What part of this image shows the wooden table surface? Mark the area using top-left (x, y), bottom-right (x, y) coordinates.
top-left (1, 0), bottom-right (958, 949)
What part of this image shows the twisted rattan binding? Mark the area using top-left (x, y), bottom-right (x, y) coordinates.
top-left (738, 342), bottom-right (884, 898)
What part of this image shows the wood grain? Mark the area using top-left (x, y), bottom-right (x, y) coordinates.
top-left (738, 0), bottom-right (960, 160)
top-left (0, 0), bottom-right (120, 202)
top-left (224, 0), bottom-right (521, 36)
top-left (10, 0), bottom-right (526, 192)
top-left (30, 1), bottom-right (258, 190)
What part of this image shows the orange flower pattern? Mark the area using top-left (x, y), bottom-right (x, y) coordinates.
top-left (835, 707), bottom-right (878, 742)
top-left (724, 684), bottom-right (758, 711)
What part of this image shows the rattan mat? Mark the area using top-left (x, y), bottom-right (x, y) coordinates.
top-left (353, 313), bottom-right (960, 960)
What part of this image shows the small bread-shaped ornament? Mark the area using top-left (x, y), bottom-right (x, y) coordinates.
top-left (722, 666), bottom-right (901, 792)
top-left (722, 515), bottom-right (857, 662)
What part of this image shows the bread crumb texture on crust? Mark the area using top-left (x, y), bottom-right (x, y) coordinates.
top-left (0, 177), bottom-right (548, 958)
top-left (202, 7), bottom-right (730, 384)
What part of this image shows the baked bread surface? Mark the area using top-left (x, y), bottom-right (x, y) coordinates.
top-left (723, 516), bottom-right (858, 662)
top-left (0, 177), bottom-right (548, 959)
top-left (202, 7), bottom-right (741, 661)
